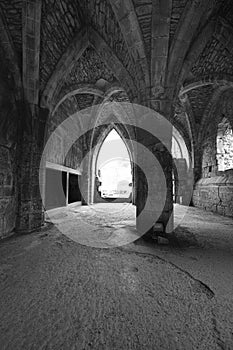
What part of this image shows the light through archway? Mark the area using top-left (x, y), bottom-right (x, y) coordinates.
top-left (216, 117), bottom-right (233, 171)
top-left (96, 129), bottom-right (132, 202)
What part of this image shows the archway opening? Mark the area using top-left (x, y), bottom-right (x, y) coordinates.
top-left (95, 128), bottom-right (133, 203)
top-left (171, 132), bottom-right (192, 206)
top-left (216, 117), bottom-right (233, 171)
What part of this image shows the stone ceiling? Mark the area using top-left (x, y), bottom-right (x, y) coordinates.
top-left (1, 0), bottom-right (233, 147)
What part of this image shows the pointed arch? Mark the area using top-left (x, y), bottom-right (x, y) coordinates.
top-left (179, 74), bottom-right (233, 97)
top-left (88, 27), bottom-right (137, 100)
top-left (151, 0), bottom-right (172, 97)
top-left (95, 123), bottom-right (134, 165)
top-left (22, 0), bottom-right (42, 105)
top-left (41, 27), bottom-right (137, 109)
top-left (89, 121), bottom-right (135, 204)
top-left (109, 0), bottom-right (150, 89)
top-left (40, 27), bottom-right (89, 108)
top-left (0, 8), bottom-right (22, 98)
top-left (167, 0), bottom-right (214, 97)
top-left (178, 19), bottom-right (216, 90)
top-left (51, 84), bottom-right (105, 117)
top-left (198, 86), bottom-right (232, 145)
top-left (216, 116), bottom-right (233, 171)
top-left (85, 100), bottom-right (136, 205)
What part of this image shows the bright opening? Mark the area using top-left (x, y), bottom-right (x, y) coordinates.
top-left (96, 129), bottom-right (132, 200)
top-left (216, 117), bottom-right (233, 171)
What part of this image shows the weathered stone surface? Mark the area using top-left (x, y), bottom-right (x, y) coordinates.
top-left (78, 0), bottom-right (141, 92)
top-left (40, 0), bottom-right (82, 92)
top-left (187, 85), bottom-right (214, 127)
top-left (216, 117), bottom-right (233, 171)
top-left (191, 33), bottom-right (233, 77)
top-left (192, 88), bottom-right (233, 217)
top-left (169, 0), bottom-right (188, 45)
top-left (1, 0), bottom-right (233, 239)
top-left (193, 173), bottom-right (233, 217)
top-left (46, 94), bottom-right (89, 172)
top-left (54, 47), bottom-right (117, 106)
top-left (0, 0), bottom-right (22, 65)
top-left (0, 46), bottom-right (18, 238)
top-left (0, 147), bottom-right (16, 238)
top-left (173, 99), bottom-right (192, 152)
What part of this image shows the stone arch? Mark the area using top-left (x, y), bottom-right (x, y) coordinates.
top-left (41, 27), bottom-right (137, 109)
top-left (193, 88), bottom-right (233, 217)
top-left (179, 74), bottom-right (233, 98)
top-left (51, 84), bottom-right (105, 117)
top-left (109, 0), bottom-right (150, 91)
top-left (85, 100), bottom-right (137, 205)
top-left (0, 11), bottom-right (22, 237)
top-left (198, 87), bottom-right (233, 145)
top-left (216, 117), bottom-right (233, 171)
top-left (88, 28), bottom-right (137, 101)
top-left (0, 8), bottom-right (22, 99)
top-left (197, 87), bottom-right (233, 178)
top-left (167, 0), bottom-right (215, 98)
top-left (171, 124), bottom-right (194, 205)
top-left (42, 83), bottom-right (132, 208)
top-left (177, 19), bottom-right (216, 92)
top-left (92, 124), bottom-right (134, 203)
top-left (40, 27), bottom-right (89, 108)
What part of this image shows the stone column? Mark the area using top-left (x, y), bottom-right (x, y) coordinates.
top-left (135, 99), bottom-right (174, 237)
top-left (16, 102), bottom-right (49, 233)
top-left (79, 137), bottom-right (91, 205)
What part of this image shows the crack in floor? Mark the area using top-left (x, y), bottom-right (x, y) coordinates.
top-left (118, 247), bottom-right (215, 299)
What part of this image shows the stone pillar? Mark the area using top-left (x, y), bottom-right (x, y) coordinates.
top-left (135, 99), bottom-right (174, 237)
top-left (66, 172), bottom-right (69, 206)
top-left (80, 145), bottom-right (90, 205)
top-left (16, 102), bottom-right (49, 233)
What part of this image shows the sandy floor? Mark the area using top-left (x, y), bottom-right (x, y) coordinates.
top-left (0, 204), bottom-right (233, 349)
top-left (45, 202), bottom-right (138, 248)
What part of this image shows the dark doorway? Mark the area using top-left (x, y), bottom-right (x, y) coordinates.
top-left (45, 168), bottom-right (67, 209)
top-left (68, 174), bottom-right (82, 204)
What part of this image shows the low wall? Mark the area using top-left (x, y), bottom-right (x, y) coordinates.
top-left (193, 171), bottom-right (233, 217)
top-left (0, 146), bottom-right (16, 238)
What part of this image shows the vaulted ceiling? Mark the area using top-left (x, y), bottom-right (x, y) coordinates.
top-left (1, 0), bottom-right (233, 149)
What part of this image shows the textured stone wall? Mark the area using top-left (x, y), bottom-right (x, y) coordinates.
top-left (46, 97), bottom-right (84, 170)
top-left (191, 32), bottom-right (233, 77)
top-left (133, 0), bottom-right (152, 60)
top-left (0, 146), bottom-right (16, 238)
top-left (202, 134), bottom-right (218, 178)
top-left (169, 0), bottom-right (187, 45)
top-left (187, 86), bottom-right (214, 127)
top-left (193, 91), bottom-right (233, 217)
top-left (0, 50), bottom-right (18, 238)
top-left (216, 118), bottom-right (233, 171)
top-left (82, 0), bottom-right (140, 91)
top-left (193, 171), bottom-right (233, 217)
top-left (0, 0), bottom-right (22, 65)
top-left (40, 0), bottom-right (82, 92)
top-left (15, 104), bottom-right (49, 234)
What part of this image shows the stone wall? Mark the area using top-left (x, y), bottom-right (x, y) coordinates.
top-left (46, 97), bottom-right (84, 171)
top-left (0, 146), bottom-right (16, 238)
top-left (193, 171), bottom-right (233, 217)
top-left (0, 55), bottom-right (18, 238)
top-left (216, 118), bottom-right (233, 171)
top-left (193, 91), bottom-right (233, 217)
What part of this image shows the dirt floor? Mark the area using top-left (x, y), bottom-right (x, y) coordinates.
top-left (0, 204), bottom-right (233, 349)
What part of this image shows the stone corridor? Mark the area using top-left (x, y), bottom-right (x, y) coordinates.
top-left (1, 0), bottom-right (233, 348)
top-left (1, 204), bottom-right (233, 349)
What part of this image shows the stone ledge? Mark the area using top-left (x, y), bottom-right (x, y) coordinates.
top-left (193, 173), bottom-right (233, 218)
top-left (195, 173), bottom-right (233, 187)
